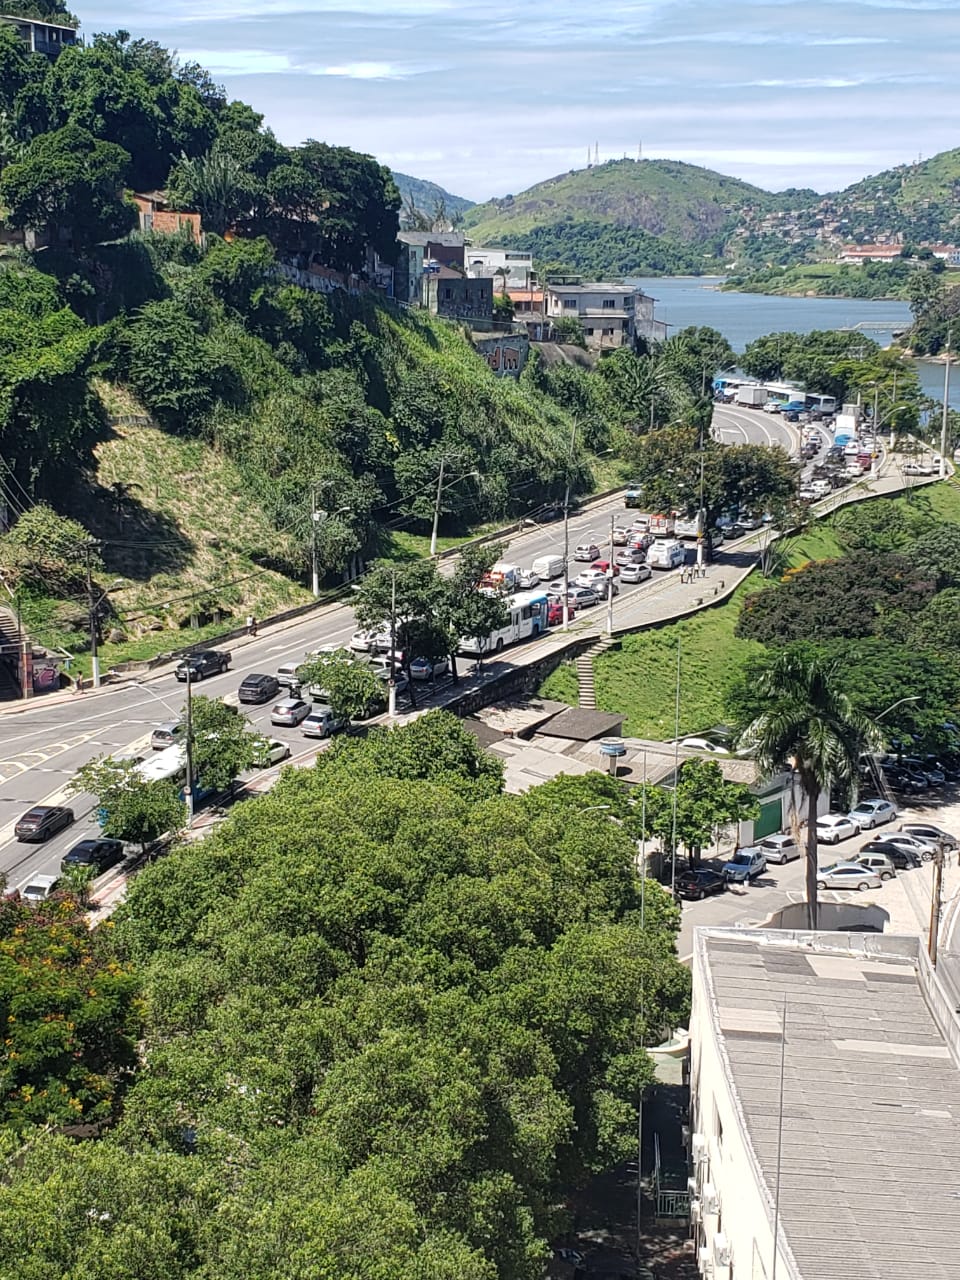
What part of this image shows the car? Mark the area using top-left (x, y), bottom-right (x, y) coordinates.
top-left (615, 547), bottom-right (648, 566)
top-left (238, 673), bottom-right (281, 704)
top-left (270, 696), bottom-right (313, 726)
top-left (515, 568), bottom-right (540, 589)
top-left (349, 629), bottom-right (377, 652)
top-left (816, 814), bottom-right (860, 844)
top-left (61, 838), bottom-right (125, 874)
top-left (574, 569), bottom-right (618, 596)
top-left (679, 736), bottom-right (727, 754)
top-left (902, 756), bottom-right (945, 786)
top-left (763, 400), bottom-right (783, 413)
top-left (375, 667), bottom-right (410, 693)
top-left (816, 863), bottom-right (882, 892)
top-left (855, 851), bottom-right (897, 880)
top-left (15, 805), bottom-right (75, 843)
top-left (899, 822), bottom-right (957, 853)
top-left (859, 839), bottom-right (920, 870)
top-left (881, 765), bottom-right (927, 796)
top-left (252, 738), bottom-right (292, 768)
top-left (848, 798), bottom-right (897, 830)
top-left (20, 875), bottom-right (61, 903)
top-left (175, 650), bottom-right (231, 682)
top-left (151, 722), bottom-right (185, 751)
top-left (619, 561), bottom-right (652, 584)
top-left (903, 460), bottom-right (937, 476)
top-left (880, 832), bottom-right (936, 862)
top-left (302, 705), bottom-right (348, 738)
top-left (546, 599), bottom-right (575, 626)
top-left (798, 485), bottom-right (818, 503)
top-left (566, 585), bottom-right (600, 609)
top-left (573, 542), bottom-right (601, 562)
top-left (738, 513), bottom-right (763, 530)
top-left (612, 526), bottom-right (631, 546)
top-left (925, 754), bottom-right (960, 782)
top-left (409, 655), bottom-right (451, 681)
top-left (722, 847), bottom-right (767, 883)
top-left (756, 833), bottom-right (802, 864)
top-left (675, 868), bottom-right (727, 900)
top-left (590, 560), bottom-right (621, 577)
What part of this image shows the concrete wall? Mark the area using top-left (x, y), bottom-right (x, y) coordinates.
top-left (471, 334), bottom-right (529, 378)
top-left (765, 902), bottom-right (890, 933)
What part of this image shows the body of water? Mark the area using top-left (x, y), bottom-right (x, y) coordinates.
top-left (626, 275), bottom-right (960, 409)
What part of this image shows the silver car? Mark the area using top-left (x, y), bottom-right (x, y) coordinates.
top-left (620, 562), bottom-right (652, 584)
top-left (848, 798), bottom-right (897, 830)
top-left (270, 697), bottom-right (313, 727)
top-left (816, 862), bottom-right (882, 892)
top-left (756, 833), bottom-right (801, 864)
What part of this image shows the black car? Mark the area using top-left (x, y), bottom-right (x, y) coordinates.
top-left (859, 839), bottom-right (919, 869)
top-left (882, 766), bottom-right (927, 796)
top-left (675, 868), bottom-right (727, 900)
top-left (175, 650), bottom-right (231, 682)
top-left (61, 838), bottom-right (125, 874)
top-left (15, 805), bottom-right (75, 843)
top-left (238, 673), bottom-right (280, 704)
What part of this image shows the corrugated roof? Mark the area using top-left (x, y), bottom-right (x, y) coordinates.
top-left (700, 931), bottom-right (960, 1279)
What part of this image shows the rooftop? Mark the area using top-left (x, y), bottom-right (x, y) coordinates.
top-left (546, 282), bottom-right (638, 295)
top-left (697, 928), bottom-right (960, 1280)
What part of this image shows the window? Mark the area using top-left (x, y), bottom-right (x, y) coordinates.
top-left (563, 298), bottom-right (578, 310)
top-left (443, 288), bottom-right (452, 300)
top-left (586, 327), bottom-right (595, 335)
top-left (603, 327), bottom-right (614, 336)
top-left (602, 298), bottom-right (616, 309)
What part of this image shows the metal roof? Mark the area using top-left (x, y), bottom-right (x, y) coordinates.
top-left (698, 929), bottom-right (960, 1279)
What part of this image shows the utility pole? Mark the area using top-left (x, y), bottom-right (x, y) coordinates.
top-left (184, 667), bottom-right (194, 825)
top-left (562, 424), bottom-right (577, 631)
top-left (940, 330), bottom-right (952, 480)
top-left (85, 543), bottom-right (102, 690)
top-left (429, 455), bottom-right (447, 557)
top-left (605, 512), bottom-right (615, 636)
top-left (311, 489), bottom-right (320, 598)
top-left (388, 568), bottom-right (397, 719)
top-left (929, 845), bottom-right (945, 966)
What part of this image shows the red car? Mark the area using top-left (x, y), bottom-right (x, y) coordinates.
top-left (590, 560), bottom-right (620, 576)
top-left (547, 599), bottom-right (575, 626)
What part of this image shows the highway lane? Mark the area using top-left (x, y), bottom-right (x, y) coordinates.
top-left (713, 403), bottom-right (800, 453)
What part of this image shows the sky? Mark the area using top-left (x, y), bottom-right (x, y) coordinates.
top-left (78, 0), bottom-right (960, 202)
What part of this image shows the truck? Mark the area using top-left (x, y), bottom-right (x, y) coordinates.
top-left (735, 384), bottom-right (768, 408)
top-left (481, 562), bottom-right (520, 591)
top-left (630, 512), bottom-right (675, 536)
top-left (646, 539), bottom-right (686, 570)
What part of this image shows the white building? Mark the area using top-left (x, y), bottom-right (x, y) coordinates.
top-left (545, 279), bottom-right (667, 350)
top-left (689, 926), bottom-right (960, 1280)
top-left (465, 246), bottom-right (535, 289)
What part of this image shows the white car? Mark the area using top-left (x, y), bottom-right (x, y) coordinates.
top-left (253, 738), bottom-right (291, 768)
top-left (619, 562), bottom-right (652, 584)
top-left (573, 542), bottom-right (601, 562)
top-left (679, 736), bottom-right (727, 754)
top-left (409, 655), bottom-right (450, 681)
top-left (20, 874), bottom-right (60, 903)
top-left (349, 629), bottom-right (376, 652)
top-left (848, 798), bottom-right (897, 830)
top-left (612, 527), bottom-right (631, 546)
top-left (574, 569), bottom-right (618, 596)
top-left (816, 814), bottom-right (860, 844)
top-left (816, 862), bottom-right (882, 892)
top-left (515, 568), bottom-right (540, 589)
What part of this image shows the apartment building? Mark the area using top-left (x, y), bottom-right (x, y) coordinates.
top-left (465, 246), bottom-right (535, 288)
top-left (545, 278), bottom-right (667, 350)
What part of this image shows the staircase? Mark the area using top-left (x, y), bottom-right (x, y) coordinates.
top-left (575, 635), bottom-right (616, 710)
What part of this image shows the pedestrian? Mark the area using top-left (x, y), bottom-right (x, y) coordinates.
top-left (73, 673), bottom-right (85, 696)
top-left (246, 614), bottom-right (258, 638)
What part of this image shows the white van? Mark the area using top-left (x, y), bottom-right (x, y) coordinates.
top-left (531, 554), bottom-right (565, 581)
top-left (646, 539), bottom-right (686, 570)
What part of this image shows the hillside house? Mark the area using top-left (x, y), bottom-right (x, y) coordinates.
top-left (0, 14), bottom-right (78, 59)
top-left (422, 266), bottom-right (493, 329)
top-left (132, 192), bottom-right (202, 242)
top-left (465, 246), bottom-right (534, 289)
top-left (545, 278), bottom-right (667, 350)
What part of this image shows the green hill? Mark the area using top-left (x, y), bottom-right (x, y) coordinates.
top-left (392, 171), bottom-right (474, 223)
top-left (834, 149), bottom-right (960, 244)
top-left (463, 157), bottom-right (775, 248)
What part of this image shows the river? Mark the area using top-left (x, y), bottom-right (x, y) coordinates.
top-left (626, 276), bottom-right (959, 408)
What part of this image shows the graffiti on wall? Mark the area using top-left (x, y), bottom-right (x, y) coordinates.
top-left (473, 335), bottom-right (529, 378)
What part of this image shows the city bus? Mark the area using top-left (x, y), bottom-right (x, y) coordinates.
top-left (459, 590), bottom-right (549, 657)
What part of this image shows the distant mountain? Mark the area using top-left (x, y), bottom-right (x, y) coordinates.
top-left (391, 172), bottom-right (475, 224)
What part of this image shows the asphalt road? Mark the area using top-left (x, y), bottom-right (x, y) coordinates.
top-left (0, 409), bottom-right (809, 895)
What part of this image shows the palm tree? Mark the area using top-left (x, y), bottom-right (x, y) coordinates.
top-left (740, 649), bottom-right (878, 930)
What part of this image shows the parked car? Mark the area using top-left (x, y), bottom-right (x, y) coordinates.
top-left (880, 832), bottom-right (936, 862)
top-left (276, 659), bottom-right (307, 691)
top-left (848, 798), bottom-right (897, 830)
top-left (238, 673), bottom-right (280, 704)
top-left (573, 542), bottom-right (601, 562)
top-left (881, 764), bottom-right (927, 795)
top-left (816, 862), bottom-right (882, 892)
top-left (816, 814), bottom-right (860, 844)
top-left (620, 561), bottom-right (653, 584)
top-left (151, 722), bottom-right (185, 750)
top-left (738, 513), bottom-right (764, 530)
top-left (859, 839), bottom-right (919, 870)
top-left (252, 738), bottom-right (292, 768)
top-left (270, 696), bottom-right (312, 727)
top-left (902, 756), bottom-right (945, 786)
top-left (679, 736), bottom-right (727, 754)
top-left (175, 650), bottom-right (231, 682)
top-left (566, 585), bottom-right (600, 609)
top-left (904, 460), bottom-right (937, 476)
top-left (348, 629), bottom-right (377, 652)
top-left (756, 833), bottom-right (801, 865)
top-left (21, 875), bottom-right (61, 903)
top-left (375, 667), bottom-right (410, 693)
top-left (61, 838), bottom-right (124, 874)
top-left (675, 868), bottom-right (727, 900)
top-left (899, 822), bottom-right (957, 853)
top-left (722, 848), bottom-right (767, 883)
top-left (410, 655), bottom-right (450, 681)
top-left (575, 569), bottom-right (618, 596)
top-left (515, 568), bottom-right (540, 589)
top-left (302, 705), bottom-right (347, 738)
top-left (15, 805), bottom-right (75, 843)
top-left (856, 851), bottom-right (897, 881)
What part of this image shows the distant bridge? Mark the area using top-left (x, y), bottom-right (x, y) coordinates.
top-left (837, 320), bottom-right (908, 332)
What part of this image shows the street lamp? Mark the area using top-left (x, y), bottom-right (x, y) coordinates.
top-left (311, 500), bottom-right (351, 598)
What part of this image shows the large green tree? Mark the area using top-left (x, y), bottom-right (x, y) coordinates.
top-left (736, 648), bottom-right (877, 929)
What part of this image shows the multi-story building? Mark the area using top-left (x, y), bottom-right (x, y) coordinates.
top-left (689, 926), bottom-right (960, 1280)
top-left (422, 266), bottom-right (493, 329)
top-left (465, 246), bottom-right (535, 289)
top-left (545, 277), bottom-right (667, 350)
top-left (0, 14), bottom-right (78, 59)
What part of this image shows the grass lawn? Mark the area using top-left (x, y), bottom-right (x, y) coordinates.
top-left (540, 485), bottom-right (957, 737)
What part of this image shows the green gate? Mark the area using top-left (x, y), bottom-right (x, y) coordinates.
top-left (754, 797), bottom-right (783, 840)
